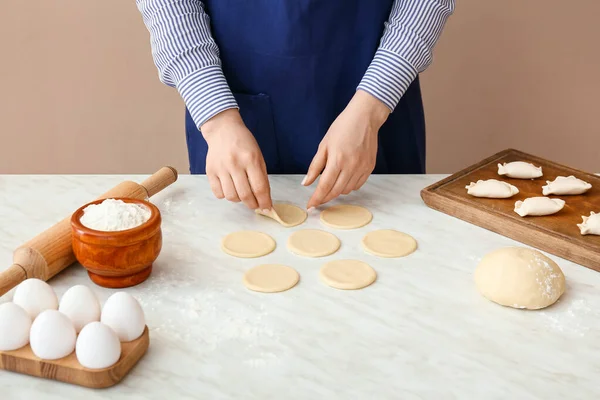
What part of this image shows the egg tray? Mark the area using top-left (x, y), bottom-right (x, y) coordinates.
top-left (0, 326), bottom-right (149, 389)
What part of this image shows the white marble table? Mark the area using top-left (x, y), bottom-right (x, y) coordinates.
top-left (1, 175), bottom-right (599, 399)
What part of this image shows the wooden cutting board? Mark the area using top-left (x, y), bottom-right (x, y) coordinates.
top-left (421, 149), bottom-right (600, 272)
top-left (0, 326), bottom-right (149, 388)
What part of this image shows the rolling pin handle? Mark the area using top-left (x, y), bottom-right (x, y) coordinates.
top-left (141, 166), bottom-right (178, 198)
top-left (0, 264), bottom-right (27, 297)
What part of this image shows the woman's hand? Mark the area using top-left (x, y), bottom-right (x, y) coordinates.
top-left (304, 90), bottom-right (389, 209)
top-left (202, 109), bottom-right (273, 211)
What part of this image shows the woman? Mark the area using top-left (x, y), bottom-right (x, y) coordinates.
top-left (136, 0), bottom-right (454, 210)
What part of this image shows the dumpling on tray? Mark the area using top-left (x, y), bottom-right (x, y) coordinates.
top-left (514, 197), bottom-right (565, 217)
top-left (466, 179), bottom-right (519, 198)
top-left (578, 212), bottom-right (600, 235)
top-left (542, 176), bottom-right (592, 196)
top-left (498, 161), bottom-right (543, 179)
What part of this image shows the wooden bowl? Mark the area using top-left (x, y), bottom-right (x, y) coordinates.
top-left (70, 198), bottom-right (162, 288)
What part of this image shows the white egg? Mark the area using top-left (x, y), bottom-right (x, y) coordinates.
top-left (0, 302), bottom-right (32, 351)
top-left (30, 310), bottom-right (76, 360)
top-left (101, 292), bottom-right (146, 342)
top-left (59, 285), bottom-right (101, 333)
top-left (76, 322), bottom-right (122, 369)
top-left (13, 278), bottom-right (58, 319)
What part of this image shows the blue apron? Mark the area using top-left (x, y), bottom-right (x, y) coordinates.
top-left (185, 0), bottom-right (426, 175)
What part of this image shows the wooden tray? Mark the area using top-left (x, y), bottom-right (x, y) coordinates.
top-left (0, 326), bottom-right (149, 389)
top-left (421, 149), bottom-right (600, 272)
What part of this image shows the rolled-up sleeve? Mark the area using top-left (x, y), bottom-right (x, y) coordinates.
top-left (357, 0), bottom-right (455, 111)
top-left (136, 0), bottom-right (239, 128)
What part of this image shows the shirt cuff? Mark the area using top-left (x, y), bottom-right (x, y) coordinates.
top-left (357, 49), bottom-right (418, 112)
top-left (176, 65), bottom-right (239, 128)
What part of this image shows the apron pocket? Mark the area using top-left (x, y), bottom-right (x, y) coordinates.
top-left (233, 92), bottom-right (280, 173)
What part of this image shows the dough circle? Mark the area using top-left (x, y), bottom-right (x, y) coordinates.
top-left (474, 247), bottom-right (566, 310)
top-left (243, 264), bottom-right (300, 293)
top-left (257, 203), bottom-right (307, 227)
top-left (319, 260), bottom-right (377, 290)
top-left (361, 229), bottom-right (417, 258)
top-left (222, 231), bottom-right (276, 258)
top-left (320, 205), bottom-right (372, 229)
top-left (287, 229), bottom-right (341, 257)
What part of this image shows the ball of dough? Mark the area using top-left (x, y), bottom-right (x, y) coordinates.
top-left (474, 247), bottom-right (566, 310)
top-left (30, 310), bottom-right (76, 360)
top-left (76, 322), bottom-right (122, 369)
top-left (59, 285), bottom-right (101, 333)
top-left (101, 292), bottom-right (146, 342)
top-left (12, 278), bottom-right (58, 320)
top-left (0, 302), bottom-right (32, 351)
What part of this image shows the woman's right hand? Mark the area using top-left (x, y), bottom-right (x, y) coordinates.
top-left (201, 109), bottom-right (273, 211)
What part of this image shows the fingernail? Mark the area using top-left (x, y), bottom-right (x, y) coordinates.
top-left (262, 209), bottom-right (271, 214)
top-left (307, 207), bottom-right (315, 213)
top-left (301, 176), bottom-right (307, 185)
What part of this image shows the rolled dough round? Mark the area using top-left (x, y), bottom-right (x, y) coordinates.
top-left (319, 260), bottom-right (377, 290)
top-left (287, 229), bottom-right (341, 257)
top-left (474, 247), bottom-right (566, 310)
top-left (221, 231), bottom-right (276, 258)
top-left (256, 203), bottom-right (307, 227)
top-left (362, 229), bottom-right (417, 258)
top-left (243, 264), bottom-right (300, 293)
top-left (320, 205), bottom-right (372, 229)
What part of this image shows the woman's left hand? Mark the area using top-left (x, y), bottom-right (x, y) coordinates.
top-left (304, 90), bottom-right (390, 209)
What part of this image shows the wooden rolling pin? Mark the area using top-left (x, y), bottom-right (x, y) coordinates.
top-left (0, 166), bottom-right (178, 296)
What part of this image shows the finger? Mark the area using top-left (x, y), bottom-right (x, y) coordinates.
top-left (247, 163), bottom-right (272, 211)
top-left (303, 146), bottom-right (327, 186)
top-left (355, 173), bottom-right (369, 190)
top-left (307, 162), bottom-right (340, 209)
top-left (232, 172), bottom-right (259, 210)
top-left (208, 174), bottom-right (225, 199)
top-left (321, 170), bottom-right (353, 205)
top-left (221, 174), bottom-right (241, 203)
top-left (342, 174), bottom-right (361, 195)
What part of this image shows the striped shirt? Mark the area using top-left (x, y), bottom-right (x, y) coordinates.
top-left (136, 1), bottom-right (455, 128)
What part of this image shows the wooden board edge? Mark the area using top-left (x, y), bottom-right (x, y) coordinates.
top-left (421, 190), bottom-right (600, 272)
top-left (421, 148), bottom-right (516, 195)
top-left (0, 326), bottom-right (150, 389)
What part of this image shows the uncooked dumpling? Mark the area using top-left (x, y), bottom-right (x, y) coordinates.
top-left (514, 197), bottom-right (565, 217)
top-left (256, 203), bottom-right (307, 227)
top-left (578, 212), bottom-right (600, 235)
top-left (542, 176), bottom-right (592, 196)
top-left (474, 247), bottom-right (565, 310)
top-left (466, 179), bottom-right (519, 198)
top-left (498, 161), bottom-right (543, 179)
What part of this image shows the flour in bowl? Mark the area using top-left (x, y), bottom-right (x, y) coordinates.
top-left (80, 199), bottom-right (151, 231)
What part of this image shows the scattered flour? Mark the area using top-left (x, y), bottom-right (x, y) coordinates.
top-left (540, 299), bottom-right (592, 337)
top-left (80, 198), bottom-right (151, 231)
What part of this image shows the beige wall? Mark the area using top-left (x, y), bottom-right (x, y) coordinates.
top-left (0, 0), bottom-right (598, 174)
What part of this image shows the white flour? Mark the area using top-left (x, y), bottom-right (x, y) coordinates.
top-left (80, 198), bottom-right (151, 231)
